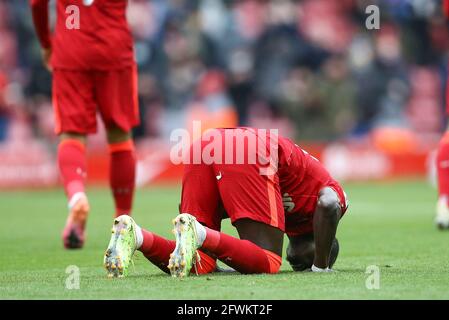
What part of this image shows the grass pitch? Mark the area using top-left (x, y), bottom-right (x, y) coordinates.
top-left (1, 179), bottom-right (449, 300)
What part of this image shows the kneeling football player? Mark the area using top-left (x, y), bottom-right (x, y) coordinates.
top-left (102, 128), bottom-right (347, 277)
top-left (279, 141), bottom-right (348, 272)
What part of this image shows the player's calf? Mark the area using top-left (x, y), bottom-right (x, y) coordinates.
top-left (58, 136), bottom-right (90, 249)
top-left (106, 125), bottom-right (136, 217)
top-left (108, 136), bottom-right (136, 217)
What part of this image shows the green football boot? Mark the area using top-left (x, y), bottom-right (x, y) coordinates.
top-left (168, 214), bottom-right (201, 278)
top-left (104, 215), bottom-right (137, 278)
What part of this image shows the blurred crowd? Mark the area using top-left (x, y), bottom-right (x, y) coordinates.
top-left (1, 0), bottom-right (449, 146)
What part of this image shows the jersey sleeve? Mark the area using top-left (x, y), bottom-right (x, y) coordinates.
top-left (30, 0), bottom-right (52, 49)
top-left (278, 136), bottom-right (296, 168)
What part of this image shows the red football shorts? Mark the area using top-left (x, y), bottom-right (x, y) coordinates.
top-left (181, 162), bottom-right (285, 232)
top-left (180, 132), bottom-right (285, 232)
top-left (52, 65), bottom-right (139, 134)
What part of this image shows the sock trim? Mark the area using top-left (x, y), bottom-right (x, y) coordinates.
top-left (59, 139), bottom-right (86, 151)
top-left (68, 192), bottom-right (86, 209)
top-left (66, 181), bottom-right (85, 203)
top-left (134, 224), bottom-right (143, 249)
top-left (263, 249), bottom-right (282, 274)
top-left (441, 131), bottom-right (449, 144)
top-left (116, 209), bottom-right (131, 216)
top-left (109, 140), bottom-right (135, 154)
top-left (201, 227), bottom-right (221, 251)
top-left (139, 229), bottom-right (155, 253)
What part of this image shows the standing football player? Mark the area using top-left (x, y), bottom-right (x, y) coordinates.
top-left (436, 0), bottom-right (449, 229)
top-left (30, 0), bottom-right (140, 248)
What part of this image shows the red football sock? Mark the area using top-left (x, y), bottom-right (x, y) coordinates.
top-left (109, 140), bottom-right (136, 217)
top-left (138, 229), bottom-right (216, 275)
top-left (201, 228), bottom-right (282, 274)
top-left (139, 229), bottom-right (174, 274)
top-left (57, 139), bottom-right (87, 201)
top-left (437, 132), bottom-right (449, 204)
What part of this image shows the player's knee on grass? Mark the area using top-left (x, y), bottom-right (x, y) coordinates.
top-left (287, 235), bottom-right (339, 271)
top-left (317, 188), bottom-right (342, 221)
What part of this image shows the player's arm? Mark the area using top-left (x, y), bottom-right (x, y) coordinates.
top-left (312, 187), bottom-right (342, 271)
top-left (30, 0), bottom-right (52, 71)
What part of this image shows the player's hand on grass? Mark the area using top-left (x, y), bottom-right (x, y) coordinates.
top-left (41, 47), bottom-right (52, 72)
top-left (311, 264), bottom-right (333, 273)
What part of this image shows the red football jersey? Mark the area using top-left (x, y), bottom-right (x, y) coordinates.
top-left (30, 0), bottom-right (135, 70)
top-left (179, 128), bottom-right (348, 236)
top-left (277, 136), bottom-right (347, 222)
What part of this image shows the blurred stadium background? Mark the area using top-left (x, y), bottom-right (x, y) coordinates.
top-left (0, 0), bottom-right (447, 188)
